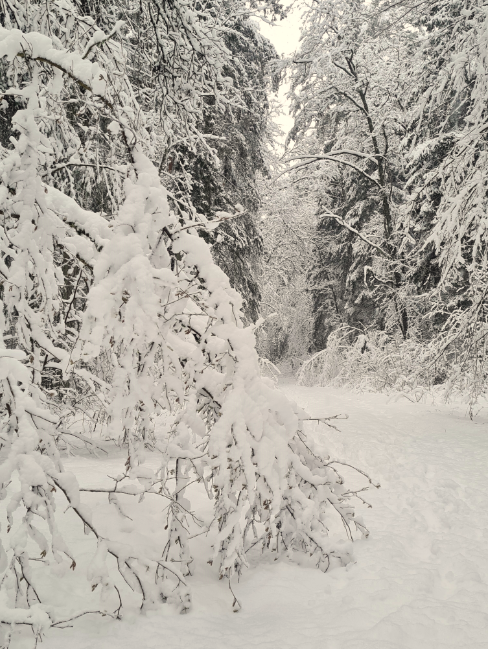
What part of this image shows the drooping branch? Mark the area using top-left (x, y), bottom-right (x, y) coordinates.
top-left (317, 209), bottom-right (392, 259)
top-left (278, 155), bottom-right (383, 189)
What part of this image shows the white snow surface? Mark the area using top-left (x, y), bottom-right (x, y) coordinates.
top-left (40, 385), bottom-right (488, 649)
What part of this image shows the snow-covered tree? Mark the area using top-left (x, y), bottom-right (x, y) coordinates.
top-left (0, 2), bottom-right (372, 644)
top-left (401, 0), bottom-right (488, 407)
top-left (187, 18), bottom-right (279, 324)
top-left (256, 167), bottom-right (316, 365)
top-left (285, 0), bottom-right (417, 346)
top-left (285, 0), bottom-right (488, 406)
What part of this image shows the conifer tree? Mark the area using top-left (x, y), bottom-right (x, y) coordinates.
top-left (286, 0), bottom-right (416, 347)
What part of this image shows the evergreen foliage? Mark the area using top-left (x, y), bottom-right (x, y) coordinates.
top-left (272, 0), bottom-right (488, 408)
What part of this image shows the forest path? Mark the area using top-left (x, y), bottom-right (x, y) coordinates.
top-left (42, 386), bottom-right (488, 649)
top-left (279, 386), bottom-right (488, 648)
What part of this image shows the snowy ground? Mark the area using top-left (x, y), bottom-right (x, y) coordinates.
top-left (39, 385), bottom-right (488, 649)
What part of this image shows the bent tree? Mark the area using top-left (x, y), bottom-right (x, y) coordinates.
top-left (0, 1), bottom-right (373, 645)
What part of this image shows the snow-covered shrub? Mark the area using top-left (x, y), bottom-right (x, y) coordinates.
top-left (298, 327), bottom-right (450, 397)
top-left (425, 301), bottom-right (488, 415)
top-left (0, 3), bottom-right (373, 644)
top-left (299, 322), bottom-right (488, 413)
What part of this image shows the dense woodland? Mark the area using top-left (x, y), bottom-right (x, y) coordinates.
top-left (0, 0), bottom-right (487, 645)
top-left (259, 0), bottom-right (488, 412)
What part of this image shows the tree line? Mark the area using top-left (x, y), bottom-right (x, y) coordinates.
top-left (258, 0), bottom-right (488, 408)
